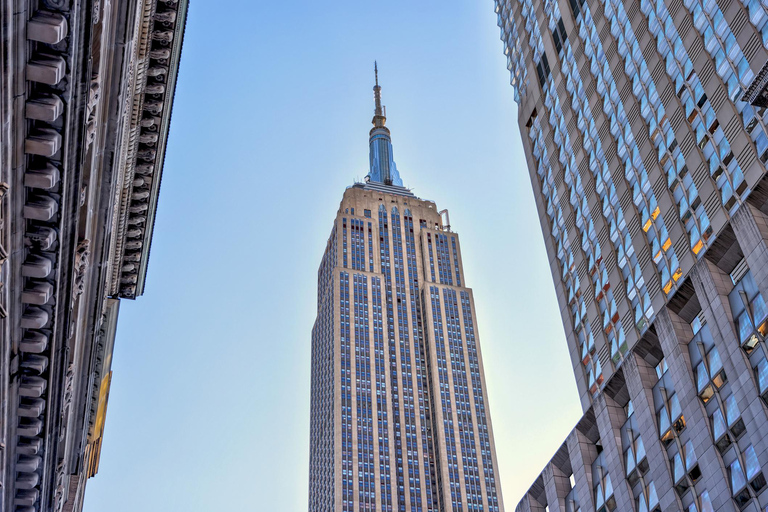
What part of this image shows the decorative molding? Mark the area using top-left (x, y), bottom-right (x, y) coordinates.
top-left (108, 0), bottom-right (187, 299)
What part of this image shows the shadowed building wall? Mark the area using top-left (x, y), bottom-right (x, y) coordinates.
top-left (0, 0), bottom-right (188, 510)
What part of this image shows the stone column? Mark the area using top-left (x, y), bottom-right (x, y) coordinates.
top-left (516, 493), bottom-right (546, 512)
top-left (654, 307), bottom-right (735, 511)
top-left (566, 429), bottom-right (597, 512)
top-left (543, 462), bottom-right (572, 512)
top-left (622, 353), bottom-right (679, 510)
top-left (594, 393), bottom-right (634, 511)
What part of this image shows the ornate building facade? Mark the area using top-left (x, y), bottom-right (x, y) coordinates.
top-left (308, 70), bottom-right (505, 512)
top-left (496, 0), bottom-right (768, 510)
top-left (0, 0), bottom-right (187, 510)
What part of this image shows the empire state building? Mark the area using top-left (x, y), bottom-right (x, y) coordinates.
top-left (308, 66), bottom-right (505, 512)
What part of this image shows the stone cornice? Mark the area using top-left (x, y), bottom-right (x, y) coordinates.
top-left (108, 0), bottom-right (187, 299)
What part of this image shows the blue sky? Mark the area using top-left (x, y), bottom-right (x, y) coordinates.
top-left (83, 1), bottom-right (582, 510)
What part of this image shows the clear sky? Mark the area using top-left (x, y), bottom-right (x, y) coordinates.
top-left (83, 1), bottom-right (583, 510)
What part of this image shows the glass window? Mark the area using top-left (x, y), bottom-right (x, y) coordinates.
top-left (756, 358), bottom-right (768, 398)
top-left (744, 445), bottom-right (767, 493)
top-left (730, 458), bottom-right (751, 508)
top-left (700, 490), bottom-right (715, 512)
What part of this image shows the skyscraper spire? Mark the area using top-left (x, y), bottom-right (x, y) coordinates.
top-left (367, 63), bottom-right (403, 187)
top-left (373, 61), bottom-right (385, 126)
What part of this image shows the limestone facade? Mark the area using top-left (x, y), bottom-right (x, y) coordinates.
top-left (0, 0), bottom-right (187, 510)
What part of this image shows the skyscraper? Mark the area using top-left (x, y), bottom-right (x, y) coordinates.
top-left (308, 68), bottom-right (505, 512)
top-left (496, 0), bottom-right (768, 510)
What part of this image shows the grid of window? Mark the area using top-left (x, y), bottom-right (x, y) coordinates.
top-left (405, 210), bottom-right (437, 509)
top-left (572, 0), bottom-right (683, 300)
top-left (435, 234), bottom-right (454, 286)
top-left (308, 235), bottom-right (336, 512)
top-left (605, 0), bottom-right (712, 259)
top-left (528, 99), bottom-right (605, 396)
top-left (730, 270), bottom-right (768, 407)
top-left (372, 277), bottom-right (393, 511)
top-left (343, 218), bottom-right (348, 268)
top-left (494, 0), bottom-right (768, 510)
top-left (354, 274), bottom-right (376, 510)
top-left (368, 222), bottom-right (375, 272)
top-left (427, 233), bottom-right (437, 283)
top-left (391, 208), bottom-right (424, 510)
top-left (340, 272), bottom-right (353, 511)
top-left (443, 289), bottom-right (483, 509)
top-left (685, 0), bottom-right (768, 167)
top-left (592, 452), bottom-right (616, 512)
top-left (550, 0), bottom-right (657, 367)
top-left (349, 218), bottom-right (367, 271)
top-left (451, 237), bottom-right (462, 287)
top-left (430, 287), bottom-right (463, 511)
top-left (547, 4), bottom-right (655, 347)
top-left (461, 291), bottom-right (499, 512)
top-left (378, 205), bottom-right (407, 510)
top-left (313, 192), bottom-right (502, 511)
top-left (644, 0), bottom-right (748, 214)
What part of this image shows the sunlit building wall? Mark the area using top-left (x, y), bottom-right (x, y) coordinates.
top-left (308, 71), bottom-right (505, 512)
top-left (495, 0), bottom-right (768, 510)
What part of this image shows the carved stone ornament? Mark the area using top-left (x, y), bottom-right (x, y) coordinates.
top-left (84, 77), bottom-right (101, 150)
top-left (92, 0), bottom-right (101, 24)
top-left (54, 458), bottom-right (66, 511)
top-left (42, 0), bottom-right (69, 10)
top-left (59, 362), bottom-right (75, 442)
top-left (72, 239), bottom-right (91, 300)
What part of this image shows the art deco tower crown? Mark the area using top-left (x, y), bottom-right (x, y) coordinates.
top-left (368, 63), bottom-right (403, 187)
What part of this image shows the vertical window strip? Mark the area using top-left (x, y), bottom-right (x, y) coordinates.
top-left (430, 287), bottom-right (464, 511)
top-left (353, 274), bottom-right (375, 510)
top-left (461, 291), bottom-right (499, 511)
top-left (444, 289), bottom-right (483, 509)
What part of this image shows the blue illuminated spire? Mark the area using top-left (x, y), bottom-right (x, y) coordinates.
top-left (367, 63), bottom-right (403, 187)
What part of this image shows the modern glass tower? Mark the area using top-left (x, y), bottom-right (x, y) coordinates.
top-left (308, 70), bottom-right (504, 512)
top-left (496, 0), bottom-right (768, 511)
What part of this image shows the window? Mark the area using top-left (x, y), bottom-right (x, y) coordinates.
top-left (694, 346), bottom-right (726, 403)
top-left (726, 445), bottom-right (767, 509)
top-left (536, 53), bottom-right (551, 88)
top-left (592, 455), bottom-right (616, 512)
top-left (728, 271), bottom-right (768, 355)
top-left (622, 408), bottom-right (648, 487)
top-left (711, 407), bottom-right (732, 453)
top-left (698, 490), bottom-right (715, 512)
top-left (569, 0), bottom-right (586, 18)
top-left (658, 391), bottom-right (685, 446)
top-left (671, 440), bottom-right (701, 496)
top-left (364, 209), bottom-right (371, 218)
top-left (636, 481), bottom-right (659, 512)
top-left (754, 357), bottom-right (768, 404)
top-left (552, 17), bottom-right (568, 55)
top-left (724, 394), bottom-right (746, 439)
top-left (730, 458), bottom-right (751, 508)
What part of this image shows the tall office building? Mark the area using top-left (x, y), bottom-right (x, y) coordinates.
top-left (496, 0), bottom-right (768, 510)
top-left (308, 68), bottom-right (505, 512)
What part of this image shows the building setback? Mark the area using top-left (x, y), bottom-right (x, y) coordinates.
top-left (496, 0), bottom-right (768, 510)
top-left (0, 0), bottom-right (187, 510)
top-left (308, 69), bottom-right (505, 512)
